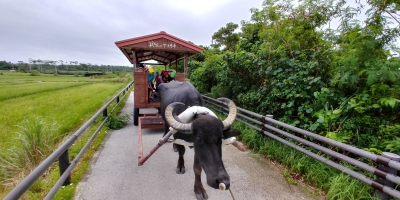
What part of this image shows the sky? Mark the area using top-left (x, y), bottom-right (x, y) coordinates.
top-left (0, 0), bottom-right (264, 66)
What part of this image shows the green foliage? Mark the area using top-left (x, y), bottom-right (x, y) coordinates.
top-left (0, 81), bottom-right (89, 101)
top-left (326, 174), bottom-right (375, 200)
top-left (0, 77), bottom-right (131, 198)
top-left (47, 87), bottom-right (130, 200)
top-left (29, 70), bottom-right (41, 76)
top-left (190, 49), bottom-right (225, 94)
top-left (107, 114), bottom-right (130, 130)
top-left (190, 0), bottom-right (400, 153)
top-left (230, 120), bottom-right (374, 199)
top-left (0, 117), bottom-right (60, 187)
top-left (384, 139), bottom-right (400, 155)
top-left (189, 0), bottom-right (400, 198)
top-left (211, 22), bottom-right (240, 52)
top-left (101, 73), bottom-right (117, 79)
top-left (379, 125), bottom-right (400, 154)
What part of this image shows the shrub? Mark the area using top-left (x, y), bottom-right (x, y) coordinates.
top-left (0, 117), bottom-right (59, 187)
top-left (102, 73), bottom-right (117, 79)
top-left (107, 114), bottom-right (130, 130)
top-left (29, 70), bottom-right (41, 76)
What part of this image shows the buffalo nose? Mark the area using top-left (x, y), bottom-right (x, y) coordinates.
top-left (219, 183), bottom-right (226, 190)
top-left (217, 179), bottom-right (230, 190)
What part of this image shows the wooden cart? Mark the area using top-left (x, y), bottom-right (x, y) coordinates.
top-left (115, 31), bottom-right (204, 128)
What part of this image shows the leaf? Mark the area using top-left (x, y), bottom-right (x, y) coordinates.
top-left (358, 69), bottom-right (368, 76)
top-left (372, 104), bottom-right (381, 108)
top-left (365, 148), bottom-right (382, 155)
top-left (325, 132), bottom-right (337, 140)
top-left (309, 77), bottom-right (321, 85)
top-left (332, 109), bottom-right (342, 115)
top-left (379, 97), bottom-right (400, 108)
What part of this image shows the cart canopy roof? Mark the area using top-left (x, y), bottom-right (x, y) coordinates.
top-left (115, 31), bottom-right (203, 65)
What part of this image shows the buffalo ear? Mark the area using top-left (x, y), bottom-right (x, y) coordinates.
top-left (222, 128), bottom-right (241, 139)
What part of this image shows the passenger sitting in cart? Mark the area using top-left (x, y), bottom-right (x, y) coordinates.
top-left (147, 67), bottom-right (156, 102)
top-left (170, 70), bottom-right (176, 80)
top-left (162, 71), bottom-right (173, 83)
top-left (154, 72), bottom-right (160, 85)
top-left (137, 63), bottom-right (145, 72)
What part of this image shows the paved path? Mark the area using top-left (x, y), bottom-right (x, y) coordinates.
top-left (74, 91), bottom-right (323, 200)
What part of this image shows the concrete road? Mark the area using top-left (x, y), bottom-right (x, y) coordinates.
top-left (74, 92), bottom-right (323, 200)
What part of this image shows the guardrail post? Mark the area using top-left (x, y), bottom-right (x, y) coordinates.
top-left (375, 152), bottom-right (400, 200)
top-left (58, 149), bottom-right (71, 186)
top-left (265, 114), bottom-right (274, 126)
top-left (103, 108), bottom-right (108, 119)
top-left (117, 96), bottom-right (120, 103)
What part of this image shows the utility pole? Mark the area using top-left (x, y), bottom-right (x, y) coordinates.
top-left (29, 58), bottom-right (32, 71)
top-left (58, 60), bottom-right (63, 74)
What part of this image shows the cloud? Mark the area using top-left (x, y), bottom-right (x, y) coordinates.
top-left (0, 0), bottom-right (264, 65)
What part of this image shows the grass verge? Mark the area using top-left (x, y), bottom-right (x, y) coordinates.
top-left (233, 122), bottom-right (377, 200)
top-left (210, 108), bottom-right (377, 200)
top-left (19, 87), bottom-right (131, 199)
top-left (0, 83), bottom-right (125, 151)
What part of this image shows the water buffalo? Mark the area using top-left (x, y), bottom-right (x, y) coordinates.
top-left (158, 81), bottom-right (241, 200)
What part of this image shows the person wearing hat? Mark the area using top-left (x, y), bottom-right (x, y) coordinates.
top-left (137, 63), bottom-right (145, 72)
top-left (147, 67), bottom-right (156, 101)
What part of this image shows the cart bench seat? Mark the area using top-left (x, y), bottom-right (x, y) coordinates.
top-left (139, 117), bottom-right (164, 129)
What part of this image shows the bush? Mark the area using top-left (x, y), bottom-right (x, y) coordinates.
top-left (0, 117), bottom-right (59, 187)
top-left (102, 73), bottom-right (117, 79)
top-left (29, 70), bottom-right (41, 76)
top-left (107, 114), bottom-right (130, 130)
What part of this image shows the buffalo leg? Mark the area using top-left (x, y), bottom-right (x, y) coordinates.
top-left (193, 155), bottom-right (208, 200)
top-left (176, 144), bottom-right (185, 174)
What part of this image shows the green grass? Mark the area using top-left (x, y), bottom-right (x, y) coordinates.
top-left (23, 88), bottom-right (131, 199)
top-left (0, 82), bottom-right (90, 101)
top-left (0, 71), bottom-right (84, 82)
top-left (0, 71), bottom-right (132, 198)
top-left (0, 83), bottom-right (124, 151)
top-left (210, 108), bottom-right (377, 200)
top-left (233, 122), bottom-right (377, 199)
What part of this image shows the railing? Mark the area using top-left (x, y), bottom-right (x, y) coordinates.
top-left (4, 81), bottom-right (133, 200)
top-left (203, 95), bottom-right (400, 200)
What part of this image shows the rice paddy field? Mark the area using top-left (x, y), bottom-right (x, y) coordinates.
top-left (0, 71), bottom-right (132, 196)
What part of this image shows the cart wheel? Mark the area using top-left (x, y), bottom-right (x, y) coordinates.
top-left (133, 108), bottom-right (139, 126)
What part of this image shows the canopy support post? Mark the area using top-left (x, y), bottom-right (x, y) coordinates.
top-left (184, 53), bottom-right (188, 80)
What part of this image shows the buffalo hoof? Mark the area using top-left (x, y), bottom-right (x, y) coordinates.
top-left (195, 193), bottom-right (208, 200)
top-left (173, 144), bottom-right (178, 152)
top-left (175, 167), bottom-right (185, 174)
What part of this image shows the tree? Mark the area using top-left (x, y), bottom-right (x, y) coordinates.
top-left (211, 22), bottom-right (240, 52)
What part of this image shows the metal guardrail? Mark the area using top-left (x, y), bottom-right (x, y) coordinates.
top-left (4, 81), bottom-right (133, 200)
top-left (203, 95), bottom-right (400, 200)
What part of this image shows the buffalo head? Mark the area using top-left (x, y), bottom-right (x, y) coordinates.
top-left (164, 98), bottom-right (241, 190)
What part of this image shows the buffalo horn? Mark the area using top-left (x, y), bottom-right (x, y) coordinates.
top-left (165, 102), bottom-right (192, 133)
top-left (218, 98), bottom-right (237, 130)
